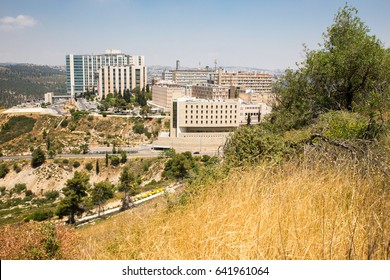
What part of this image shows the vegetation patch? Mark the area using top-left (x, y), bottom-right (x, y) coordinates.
top-left (0, 116), bottom-right (36, 144)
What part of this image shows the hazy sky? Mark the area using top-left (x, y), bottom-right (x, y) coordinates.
top-left (0, 0), bottom-right (389, 69)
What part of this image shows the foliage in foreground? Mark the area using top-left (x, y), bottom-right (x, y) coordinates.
top-left (0, 222), bottom-right (77, 260)
top-left (270, 4), bottom-right (389, 132)
top-left (73, 148), bottom-right (389, 259)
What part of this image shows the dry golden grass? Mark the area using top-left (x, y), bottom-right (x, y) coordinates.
top-left (0, 222), bottom-right (78, 259)
top-left (75, 158), bottom-right (389, 260)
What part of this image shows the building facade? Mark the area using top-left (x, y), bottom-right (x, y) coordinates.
top-left (191, 84), bottom-right (230, 100)
top-left (215, 69), bottom-right (272, 93)
top-left (238, 88), bottom-right (274, 104)
top-left (170, 97), bottom-right (273, 138)
top-left (171, 98), bottom-right (239, 138)
top-left (172, 69), bottom-right (215, 86)
top-left (151, 85), bottom-right (186, 112)
top-left (97, 65), bottom-right (147, 99)
top-left (66, 49), bottom-right (146, 99)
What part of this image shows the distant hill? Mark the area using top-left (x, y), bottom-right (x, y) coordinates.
top-left (0, 64), bottom-right (66, 108)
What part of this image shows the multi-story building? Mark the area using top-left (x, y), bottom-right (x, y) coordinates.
top-left (170, 97), bottom-right (273, 138)
top-left (151, 84), bottom-right (187, 112)
top-left (66, 49), bottom-right (146, 99)
top-left (215, 69), bottom-right (272, 93)
top-left (172, 69), bottom-right (215, 86)
top-left (238, 88), bottom-right (274, 104)
top-left (97, 65), bottom-right (147, 99)
top-left (171, 97), bottom-right (239, 138)
top-left (191, 84), bottom-right (230, 100)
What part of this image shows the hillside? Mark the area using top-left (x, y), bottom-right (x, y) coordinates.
top-left (0, 64), bottom-right (66, 107)
top-left (73, 148), bottom-right (389, 260)
top-left (0, 113), bottom-right (164, 156)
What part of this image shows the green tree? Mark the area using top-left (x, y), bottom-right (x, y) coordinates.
top-left (0, 163), bottom-right (9, 179)
top-left (85, 162), bottom-right (93, 171)
top-left (271, 4), bottom-right (390, 131)
top-left (163, 152), bottom-right (197, 179)
top-left (247, 113), bottom-right (251, 126)
top-left (31, 147), bottom-right (46, 168)
top-left (56, 171), bottom-right (90, 224)
top-left (80, 143), bottom-right (89, 154)
top-left (110, 155), bottom-right (120, 166)
top-left (118, 167), bottom-right (138, 210)
top-left (91, 181), bottom-right (114, 216)
top-left (95, 159), bottom-right (100, 175)
top-left (120, 150), bottom-right (127, 164)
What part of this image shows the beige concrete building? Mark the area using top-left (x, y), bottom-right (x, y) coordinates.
top-left (238, 88), bottom-right (274, 104)
top-left (192, 84), bottom-right (230, 100)
top-left (172, 69), bottom-right (214, 85)
top-left (151, 85), bottom-right (186, 112)
top-left (170, 97), bottom-right (273, 138)
top-left (171, 98), bottom-right (239, 138)
top-left (215, 69), bottom-right (272, 93)
top-left (97, 65), bottom-right (147, 99)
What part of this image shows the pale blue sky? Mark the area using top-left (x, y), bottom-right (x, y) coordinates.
top-left (0, 0), bottom-right (389, 69)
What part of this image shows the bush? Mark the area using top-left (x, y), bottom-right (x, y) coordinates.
top-left (31, 147), bottom-right (45, 168)
top-left (110, 156), bottom-right (120, 166)
top-left (85, 162), bottom-right (93, 171)
top-left (62, 159), bottom-right (69, 165)
top-left (44, 190), bottom-right (59, 202)
top-left (25, 210), bottom-right (53, 222)
top-left (60, 119), bottom-right (68, 128)
top-left (0, 163), bottom-right (9, 179)
top-left (25, 190), bottom-right (34, 197)
top-left (11, 183), bottom-right (27, 194)
top-left (13, 163), bottom-right (22, 173)
top-left (72, 161), bottom-right (80, 168)
top-left (132, 123), bottom-right (145, 134)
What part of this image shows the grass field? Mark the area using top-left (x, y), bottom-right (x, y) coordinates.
top-left (73, 156), bottom-right (389, 260)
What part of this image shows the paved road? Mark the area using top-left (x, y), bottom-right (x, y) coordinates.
top-left (0, 151), bottom-right (159, 161)
top-left (0, 147), bottom-right (218, 161)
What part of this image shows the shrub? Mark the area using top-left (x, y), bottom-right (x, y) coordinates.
top-left (25, 210), bottom-right (53, 222)
top-left (110, 156), bottom-right (120, 166)
top-left (132, 123), bottom-right (145, 134)
top-left (60, 119), bottom-right (68, 128)
top-left (62, 159), bottom-right (69, 165)
top-left (72, 161), bottom-right (80, 168)
top-left (0, 163), bottom-right (9, 179)
top-left (11, 183), bottom-right (27, 194)
top-left (44, 190), bottom-right (59, 202)
top-left (31, 147), bottom-right (46, 168)
top-left (85, 162), bottom-right (93, 171)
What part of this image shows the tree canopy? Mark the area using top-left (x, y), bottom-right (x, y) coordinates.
top-left (56, 171), bottom-right (90, 224)
top-left (271, 4), bottom-right (390, 131)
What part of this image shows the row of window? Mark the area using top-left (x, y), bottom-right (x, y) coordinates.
top-left (185, 114), bottom-right (236, 119)
top-left (185, 104), bottom-right (237, 109)
top-left (185, 120), bottom-right (237, 125)
top-left (185, 110), bottom-right (237, 115)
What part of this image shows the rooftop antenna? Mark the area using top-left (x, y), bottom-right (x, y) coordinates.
top-left (214, 59), bottom-right (217, 72)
